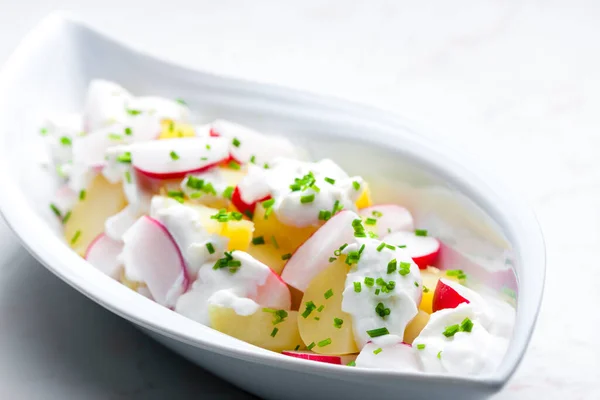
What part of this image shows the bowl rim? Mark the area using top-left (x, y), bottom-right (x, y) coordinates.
top-left (0, 11), bottom-right (545, 390)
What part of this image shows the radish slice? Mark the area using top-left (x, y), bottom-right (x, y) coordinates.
top-left (104, 205), bottom-right (141, 241)
top-left (383, 230), bottom-right (440, 269)
top-left (281, 351), bottom-right (357, 365)
top-left (253, 268), bottom-right (292, 310)
top-left (281, 210), bottom-right (359, 291)
top-left (121, 216), bottom-right (189, 307)
top-left (85, 233), bottom-right (123, 279)
top-left (132, 137), bottom-right (229, 180)
top-left (210, 119), bottom-right (297, 165)
top-left (359, 205), bottom-right (414, 237)
top-left (432, 278), bottom-right (470, 312)
top-left (231, 186), bottom-right (270, 217)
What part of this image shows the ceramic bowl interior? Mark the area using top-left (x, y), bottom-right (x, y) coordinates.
top-left (0, 12), bottom-right (545, 400)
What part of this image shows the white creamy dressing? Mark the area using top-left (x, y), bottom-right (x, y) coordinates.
top-left (238, 158), bottom-right (364, 227)
top-left (355, 335), bottom-right (419, 371)
top-left (175, 251), bottom-right (271, 325)
top-left (180, 169), bottom-right (231, 205)
top-left (413, 303), bottom-right (509, 375)
top-left (341, 238), bottom-right (422, 349)
top-left (41, 113), bottom-right (82, 178)
top-left (147, 196), bottom-right (227, 280)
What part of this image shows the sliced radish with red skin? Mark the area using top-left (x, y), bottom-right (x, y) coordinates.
top-left (231, 186), bottom-right (271, 217)
top-left (281, 210), bottom-right (359, 292)
top-left (281, 351), bottom-right (356, 365)
top-left (432, 278), bottom-right (470, 312)
top-left (252, 267), bottom-right (292, 310)
top-left (121, 216), bottom-right (189, 307)
top-left (131, 137), bottom-right (229, 180)
top-left (85, 233), bottom-right (123, 279)
top-left (359, 205), bottom-right (414, 237)
top-left (383, 230), bottom-right (440, 269)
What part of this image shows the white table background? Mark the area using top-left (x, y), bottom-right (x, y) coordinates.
top-left (0, 0), bottom-right (598, 398)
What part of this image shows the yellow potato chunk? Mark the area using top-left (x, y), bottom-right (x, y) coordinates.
top-left (420, 267), bottom-right (460, 314)
top-left (253, 204), bottom-right (317, 254)
top-left (403, 310), bottom-right (430, 344)
top-left (297, 259), bottom-right (358, 355)
top-left (246, 242), bottom-right (287, 275)
top-left (209, 306), bottom-right (305, 352)
top-left (222, 220), bottom-right (254, 251)
top-left (158, 119), bottom-right (196, 139)
top-left (355, 183), bottom-right (372, 209)
top-left (65, 174), bottom-right (127, 256)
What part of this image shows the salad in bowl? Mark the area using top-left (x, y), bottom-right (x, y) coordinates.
top-left (41, 80), bottom-right (515, 375)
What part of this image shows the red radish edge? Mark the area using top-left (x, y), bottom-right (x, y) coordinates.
top-left (432, 279), bottom-right (469, 312)
top-left (84, 233), bottom-right (105, 260)
top-left (231, 186), bottom-right (271, 217)
top-left (384, 231), bottom-right (441, 269)
top-left (148, 216), bottom-right (190, 291)
top-left (281, 351), bottom-right (343, 365)
top-left (133, 161), bottom-right (221, 180)
top-left (253, 266), bottom-right (292, 310)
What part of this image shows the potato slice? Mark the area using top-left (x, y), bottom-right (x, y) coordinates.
top-left (158, 119), bottom-right (196, 139)
top-left (403, 310), bottom-right (430, 344)
top-left (253, 204), bottom-right (316, 254)
top-left (209, 306), bottom-right (304, 352)
top-left (355, 182), bottom-right (373, 209)
top-left (65, 174), bottom-right (127, 256)
top-left (246, 242), bottom-right (287, 275)
top-left (297, 259), bottom-right (358, 355)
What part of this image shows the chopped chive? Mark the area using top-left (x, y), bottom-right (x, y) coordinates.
top-left (375, 302), bottom-right (391, 318)
top-left (270, 327), bottom-right (279, 337)
top-left (443, 324), bottom-right (460, 338)
top-left (294, 345), bottom-right (301, 351)
top-left (414, 281), bottom-right (419, 287)
top-left (364, 277), bottom-right (374, 287)
top-left (333, 318), bottom-right (344, 329)
top-left (352, 181), bottom-right (360, 190)
top-left (271, 235), bottom-right (279, 249)
top-left (210, 209), bottom-right (243, 222)
top-left (70, 230), bottom-right (81, 245)
top-left (61, 211), bottom-right (72, 224)
top-left (300, 194), bottom-right (315, 204)
top-left (124, 127), bottom-right (133, 135)
top-left (446, 269), bottom-right (467, 280)
top-left (324, 289), bottom-right (334, 300)
top-left (301, 301), bottom-right (317, 318)
top-left (60, 136), bottom-right (72, 146)
top-left (222, 186), bottom-right (234, 200)
top-left (250, 155), bottom-right (256, 164)
top-left (40, 127), bottom-right (48, 135)
top-left (317, 338), bottom-right (332, 347)
top-left (206, 144), bottom-right (211, 150)
top-left (417, 344), bottom-right (426, 350)
top-left (334, 243), bottom-right (348, 256)
top-left (352, 219), bottom-right (367, 238)
top-left (79, 189), bottom-right (86, 201)
top-left (314, 317), bottom-right (320, 321)
top-left (117, 152), bottom-right (132, 163)
top-left (108, 133), bottom-right (123, 141)
top-left (354, 282), bottom-right (362, 293)
top-left (307, 342), bottom-right (316, 351)
top-left (263, 163), bottom-right (270, 169)
top-left (228, 160), bottom-right (241, 170)
top-left (281, 253), bottom-right (292, 261)
top-left (317, 305), bottom-right (325, 312)
top-left (460, 317), bottom-right (474, 333)
top-left (170, 151), bottom-right (180, 160)
top-left (399, 261), bottom-right (411, 276)
top-left (329, 257), bottom-right (337, 263)
top-left (324, 177), bottom-right (335, 185)
top-left (318, 210), bottom-right (332, 221)
top-left (387, 259), bottom-right (397, 274)
top-left (232, 137), bottom-right (241, 147)
top-left (347, 361), bottom-right (356, 367)
top-left (126, 108), bottom-right (142, 116)
top-left (175, 98), bottom-right (187, 105)
top-left (367, 327), bottom-right (389, 338)
top-left (372, 210), bottom-right (383, 218)
top-left (124, 170), bottom-right (132, 184)
top-left (437, 351), bottom-right (442, 359)
top-left (373, 348), bottom-right (382, 355)
top-left (206, 242), bottom-right (215, 254)
top-left (423, 285), bottom-right (430, 293)
top-left (376, 243), bottom-right (385, 252)
top-left (415, 229), bottom-right (428, 237)
top-left (365, 217), bottom-right (377, 226)
top-left (375, 289), bottom-right (380, 295)
top-left (385, 244), bottom-right (395, 250)
top-left (167, 190), bottom-right (185, 203)
top-left (49, 203), bottom-right (61, 218)
top-left (398, 244), bottom-right (406, 248)
top-left (252, 236), bottom-right (265, 245)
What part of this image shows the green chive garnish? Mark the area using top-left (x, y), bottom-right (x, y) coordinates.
top-left (367, 327), bottom-right (389, 338)
top-left (334, 318), bottom-right (344, 329)
top-left (222, 186), bottom-right (234, 200)
top-left (415, 229), bottom-right (428, 237)
top-left (377, 243), bottom-right (385, 252)
top-left (70, 230), bottom-right (81, 244)
top-left (460, 317), bottom-right (474, 333)
top-left (317, 338), bottom-right (332, 347)
top-left (417, 344), bottom-right (426, 350)
top-left (373, 348), bottom-right (382, 355)
top-left (124, 170), bottom-right (132, 184)
top-left (324, 177), bottom-right (335, 185)
top-left (79, 189), bottom-right (86, 201)
top-left (399, 261), bottom-right (411, 276)
top-left (365, 217), bottom-right (377, 226)
top-left (170, 151), bottom-right (180, 160)
top-left (437, 351), bottom-right (442, 359)
top-left (271, 235), bottom-right (279, 249)
top-left (301, 301), bottom-right (317, 318)
top-left (175, 98), bottom-right (187, 105)
top-left (347, 361), bottom-right (356, 367)
top-left (307, 342), bottom-right (316, 351)
top-left (364, 277), bottom-right (374, 287)
top-left (117, 152), bottom-right (132, 163)
top-left (354, 282), bottom-right (362, 293)
top-left (281, 253), bottom-right (292, 260)
top-left (206, 242), bottom-right (215, 254)
top-left (252, 236), bottom-right (265, 245)
top-left (60, 136), bottom-right (72, 146)
top-left (228, 160), bottom-right (241, 170)
top-left (324, 289), bottom-right (334, 299)
top-left (387, 259), bottom-right (397, 274)
top-left (270, 327), bottom-right (279, 337)
top-left (62, 211), bottom-right (72, 224)
top-left (124, 127), bottom-right (132, 135)
top-left (49, 203), bottom-right (61, 218)
top-left (352, 181), bottom-right (360, 190)
top-left (300, 194), bottom-right (315, 204)
top-left (329, 257), bottom-right (337, 263)
top-left (232, 137), bottom-right (241, 147)
top-left (442, 324), bottom-right (460, 338)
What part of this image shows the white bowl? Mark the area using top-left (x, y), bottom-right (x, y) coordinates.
top-left (0, 12), bottom-right (545, 400)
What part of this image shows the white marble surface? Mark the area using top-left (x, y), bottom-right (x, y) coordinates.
top-left (0, 0), bottom-right (598, 398)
